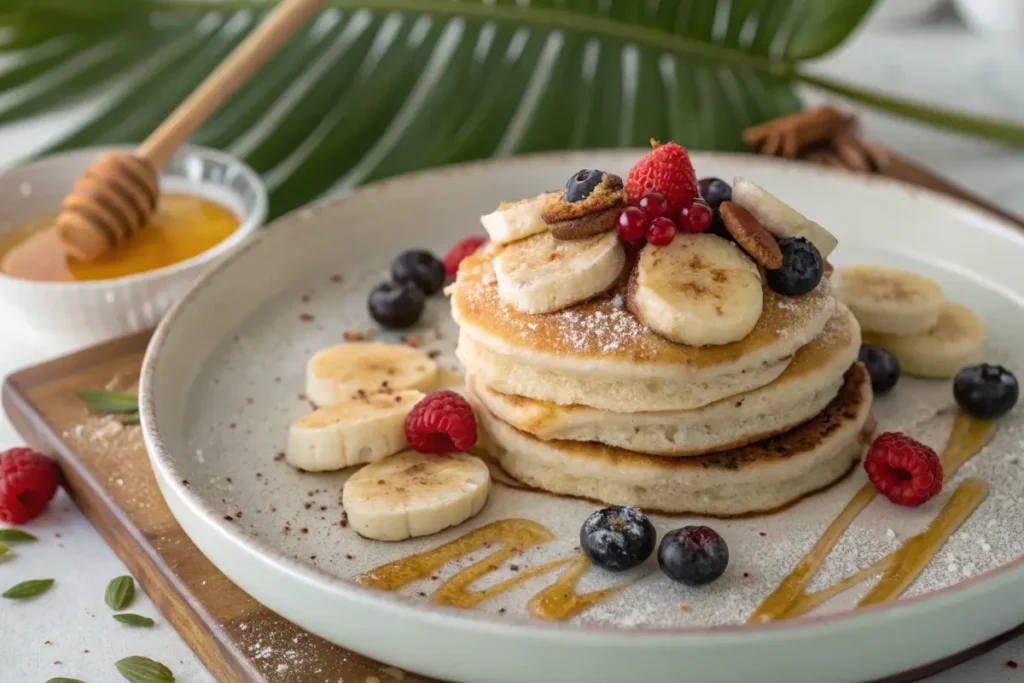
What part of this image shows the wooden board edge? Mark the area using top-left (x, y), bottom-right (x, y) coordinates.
top-left (2, 373), bottom-right (260, 683)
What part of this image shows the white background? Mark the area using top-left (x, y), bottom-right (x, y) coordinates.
top-left (2, 5), bottom-right (1024, 682)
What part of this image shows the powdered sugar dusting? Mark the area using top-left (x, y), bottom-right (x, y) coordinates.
top-left (452, 255), bottom-right (834, 365)
top-left (582, 506), bottom-right (650, 555)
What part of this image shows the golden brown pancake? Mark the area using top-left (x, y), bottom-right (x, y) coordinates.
top-left (471, 364), bottom-right (872, 516)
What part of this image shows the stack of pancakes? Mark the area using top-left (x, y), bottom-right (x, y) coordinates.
top-left (452, 250), bottom-right (873, 516)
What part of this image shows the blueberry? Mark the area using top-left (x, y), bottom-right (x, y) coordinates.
top-left (658, 526), bottom-right (729, 586)
top-left (954, 363), bottom-right (1019, 419)
top-left (766, 237), bottom-right (823, 296)
top-left (580, 506), bottom-right (656, 571)
top-left (698, 177), bottom-right (732, 209)
top-left (368, 280), bottom-right (425, 329)
top-left (391, 249), bottom-right (446, 295)
top-left (564, 169), bottom-right (604, 203)
top-left (859, 345), bottom-right (901, 394)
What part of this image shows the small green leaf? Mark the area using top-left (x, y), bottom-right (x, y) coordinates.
top-left (77, 390), bottom-right (139, 414)
top-left (0, 543), bottom-right (10, 556)
top-left (0, 529), bottom-right (37, 542)
top-left (120, 414), bottom-right (141, 426)
top-left (113, 613), bottom-right (155, 627)
top-left (46, 678), bottom-right (89, 683)
top-left (116, 656), bottom-right (174, 683)
top-left (105, 575), bottom-right (135, 610)
top-left (3, 578), bottom-right (54, 599)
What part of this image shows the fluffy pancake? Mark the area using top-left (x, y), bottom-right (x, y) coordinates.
top-left (470, 364), bottom-right (871, 516)
top-left (471, 304), bottom-right (860, 456)
top-left (450, 250), bottom-right (836, 412)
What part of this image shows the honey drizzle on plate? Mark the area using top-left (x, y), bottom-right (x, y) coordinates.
top-left (358, 415), bottom-right (996, 624)
top-left (357, 519), bottom-right (630, 620)
top-left (749, 414), bottom-right (996, 623)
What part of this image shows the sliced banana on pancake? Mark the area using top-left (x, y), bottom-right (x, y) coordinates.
top-left (862, 301), bottom-right (985, 379)
top-left (732, 177), bottom-right (838, 257)
top-left (306, 342), bottom-right (438, 406)
top-left (480, 191), bottom-right (558, 245)
top-left (494, 230), bottom-right (625, 314)
top-left (833, 265), bottom-right (942, 335)
top-left (343, 451), bottom-right (491, 541)
top-left (627, 234), bottom-right (763, 346)
top-left (287, 391), bottom-right (424, 471)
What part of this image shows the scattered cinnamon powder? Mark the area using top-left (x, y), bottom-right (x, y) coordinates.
top-left (679, 604), bottom-right (688, 613)
top-left (401, 335), bottom-right (424, 348)
top-left (298, 313), bottom-right (314, 322)
top-left (344, 329), bottom-right (373, 341)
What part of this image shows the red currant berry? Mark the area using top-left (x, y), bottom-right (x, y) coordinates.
top-left (636, 193), bottom-right (668, 219)
top-left (679, 199), bottom-right (713, 233)
top-left (646, 217), bottom-right (677, 246)
top-left (616, 207), bottom-right (647, 242)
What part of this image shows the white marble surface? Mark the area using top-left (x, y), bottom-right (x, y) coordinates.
top-left (2, 11), bottom-right (1023, 683)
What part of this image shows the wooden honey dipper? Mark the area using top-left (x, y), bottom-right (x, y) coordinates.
top-left (56, 0), bottom-right (322, 262)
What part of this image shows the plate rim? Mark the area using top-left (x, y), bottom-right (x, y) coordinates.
top-left (139, 149), bottom-right (1024, 642)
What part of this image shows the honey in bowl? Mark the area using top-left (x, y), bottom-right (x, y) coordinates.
top-left (0, 193), bottom-right (239, 282)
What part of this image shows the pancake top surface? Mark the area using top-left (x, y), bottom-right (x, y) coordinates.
top-left (451, 249), bottom-right (835, 369)
top-left (488, 363), bottom-right (869, 471)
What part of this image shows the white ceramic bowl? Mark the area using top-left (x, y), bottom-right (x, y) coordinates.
top-left (0, 145), bottom-right (266, 347)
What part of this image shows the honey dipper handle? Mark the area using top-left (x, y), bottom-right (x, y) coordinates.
top-left (138, 0), bottom-right (323, 168)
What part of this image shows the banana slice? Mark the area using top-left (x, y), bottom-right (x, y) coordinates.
top-left (343, 451), bottom-right (491, 541)
top-left (834, 265), bottom-right (942, 335)
top-left (732, 177), bottom-right (838, 257)
top-left (287, 390), bottom-right (424, 471)
top-left (480, 191), bottom-right (559, 245)
top-left (627, 234), bottom-right (763, 346)
top-left (306, 342), bottom-right (438, 406)
top-left (863, 301), bottom-right (985, 379)
top-left (493, 230), bottom-right (625, 313)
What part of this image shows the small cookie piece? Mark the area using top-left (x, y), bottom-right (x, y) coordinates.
top-left (543, 172), bottom-right (626, 240)
top-left (719, 201), bottom-right (783, 270)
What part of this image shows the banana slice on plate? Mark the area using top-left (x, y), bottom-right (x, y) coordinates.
top-left (863, 301), bottom-right (985, 379)
top-left (343, 451), bottom-right (491, 541)
top-left (833, 265), bottom-right (942, 335)
top-left (287, 390), bottom-right (424, 471)
top-left (481, 191), bottom-right (559, 245)
top-left (493, 230), bottom-right (625, 313)
top-left (732, 177), bottom-right (838, 258)
top-left (306, 342), bottom-right (438, 406)
top-left (627, 234), bottom-right (763, 346)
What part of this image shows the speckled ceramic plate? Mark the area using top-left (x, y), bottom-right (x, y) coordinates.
top-left (140, 152), bottom-right (1024, 683)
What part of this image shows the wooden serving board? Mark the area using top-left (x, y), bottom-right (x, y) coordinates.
top-left (1, 332), bottom-right (434, 683)
top-left (3, 332), bottom-right (1023, 683)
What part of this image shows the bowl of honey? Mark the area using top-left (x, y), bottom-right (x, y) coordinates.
top-left (0, 145), bottom-right (266, 345)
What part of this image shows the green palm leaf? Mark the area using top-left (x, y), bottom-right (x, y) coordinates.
top-left (1, 0), bottom-right (1021, 220)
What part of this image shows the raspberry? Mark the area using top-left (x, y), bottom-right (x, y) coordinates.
top-left (404, 391), bottom-right (478, 454)
top-left (443, 236), bottom-right (488, 276)
top-left (0, 448), bottom-right (60, 524)
top-left (864, 432), bottom-right (943, 507)
top-left (626, 140), bottom-right (698, 216)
